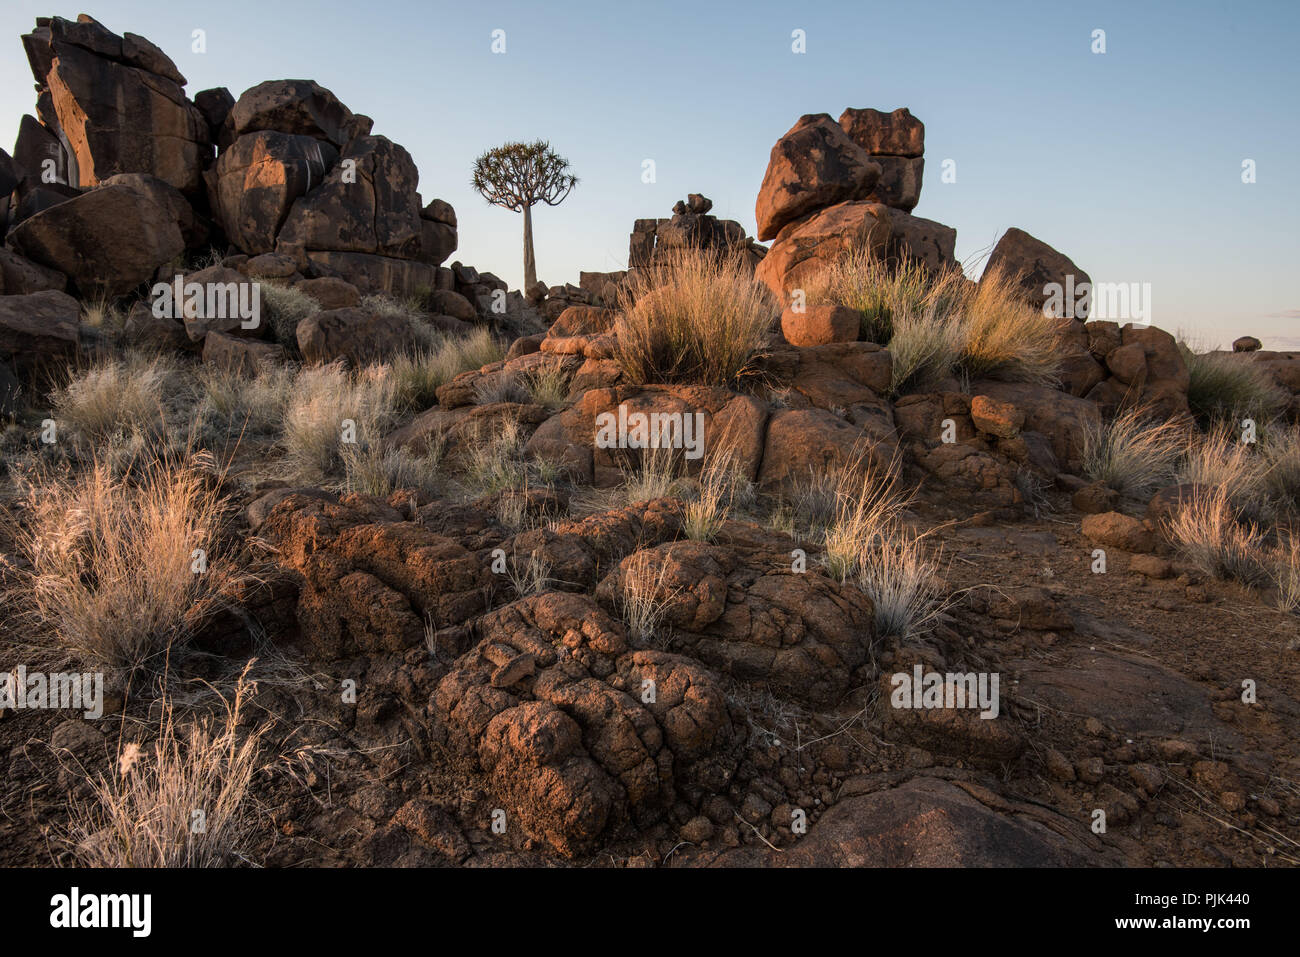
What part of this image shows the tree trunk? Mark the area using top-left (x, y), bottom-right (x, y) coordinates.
top-left (522, 202), bottom-right (537, 290)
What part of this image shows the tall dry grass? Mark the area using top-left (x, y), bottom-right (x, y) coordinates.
top-left (67, 671), bottom-right (268, 867)
top-left (51, 353), bottom-right (189, 442)
top-left (389, 328), bottom-right (505, 412)
top-left (613, 249), bottom-right (777, 387)
top-left (5, 451), bottom-right (235, 674)
top-left (1163, 487), bottom-right (1269, 586)
top-left (958, 266), bottom-right (1061, 386)
top-left (282, 363), bottom-right (398, 481)
top-left (1182, 346), bottom-right (1289, 426)
top-left (804, 249), bottom-right (966, 344)
top-left (1082, 406), bottom-right (1186, 497)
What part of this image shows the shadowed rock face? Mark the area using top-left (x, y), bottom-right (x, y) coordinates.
top-left (433, 591), bottom-right (741, 858)
top-left (26, 15), bottom-right (210, 193)
top-left (276, 136), bottom-right (423, 259)
top-left (205, 131), bottom-right (339, 254)
top-left (984, 226), bottom-right (1092, 315)
top-left (700, 777), bottom-right (1111, 867)
top-left (755, 113), bottom-right (881, 242)
top-left (7, 184), bottom-right (184, 299)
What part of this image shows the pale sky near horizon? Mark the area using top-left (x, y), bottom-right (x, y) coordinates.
top-left (2, 0), bottom-right (1296, 349)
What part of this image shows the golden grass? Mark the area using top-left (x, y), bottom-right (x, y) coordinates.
top-left (1163, 487), bottom-right (1269, 586)
top-left (613, 248), bottom-right (777, 387)
top-left (282, 363), bottom-right (397, 481)
top-left (1082, 406), bottom-right (1186, 496)
top-left (67, 670), bottom-right (268, 867)
top-left (958, 265), bottom-right (1061, 386)
top-left (803, 249), bottom-right (965, 344)
top-left (5, 451), bottom-right (235, 674)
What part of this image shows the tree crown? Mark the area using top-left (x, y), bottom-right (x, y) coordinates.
top-left (471, 140), bottom-right (578, 212)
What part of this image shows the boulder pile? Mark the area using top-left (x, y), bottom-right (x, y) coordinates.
top-left (754, 110), bottom-right (958, 297)
top-left (629, 192), bottom-right (766, 273)
top-left (0, 13), bottom-right (568, 371)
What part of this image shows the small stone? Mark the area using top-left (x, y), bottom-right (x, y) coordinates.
top-left (970, 394), bottom-right (1025, 439)
top-left (1129, 763), bottom-right (1164, 794)
top-left (1044, 747), bottom-right (1076, 782)
top-left (1077, 756), bottom-right (1105, 784)
top-left (1219, 791), bottom-right (1246, 813)
top-left (740, 793), bottom-right (772, 825)
top-left (1130, 554), bottom-right (1172, 579)
top-left (679, 816), bottom-right (714, 843)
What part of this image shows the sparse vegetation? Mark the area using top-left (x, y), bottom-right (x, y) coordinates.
top-left (67, 673), bottom-right (267, 867)
top-left (613, 249), bottom-right (777, 387)
top-left (1182, 345), bottom-right (1288, 426)
top-left (5, 451), bottom-right (236, 675)
top-left (614, 550), bottom-right (680, 646)
top-left (1082, 406), bottom-right (1186, 497)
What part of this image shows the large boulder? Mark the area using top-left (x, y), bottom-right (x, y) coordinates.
top-left (7, 184), bottom-right (184, 299)
top-left (230, 80), bottom-right (368, 148)
top-left (433, 590), bottom-right (740, 857)
top-left (838, 107), bottom-right (925, 158)
top-left (205, 131), bottom-right (339, 254)
top-left (304, 251), bottom-right (437, 298)
top-left (757, 406), bottom-right (886, 488)
top-left (705, 777), bottom-right (1104, 867)
top-left (839, 108), bottom-right (926, 213)
top-left (866, 155), bottom-right (923, 212)
top-left (276, 136), bottom-right (423, 259)
top-left (0, 290), bottom-right (80, 371)
top-left (755, 200), bottom-right (892, 299)
top-left (971, 380), bottom-right (1101, 471)
top-left (296, 306), bottom-right (415, 365)
top-left (12, 114), bottom-right (63, 182)
top-left (100, 172), bottom-right (206, 248)
top-left (33, 18), bottom-right (209, 193)
top-left (0, 247), bottom-right (67, 295)
top-left (888, 210), bottom-right (957, 272)
top-left (984, 228), bottom-right (1091, 317)
top-left (755, 114), bottom-right (880, 241)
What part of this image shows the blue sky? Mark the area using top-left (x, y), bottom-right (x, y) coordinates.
top-left (3, 0), bottom-right (1297, 348)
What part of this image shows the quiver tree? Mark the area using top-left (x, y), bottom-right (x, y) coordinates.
top-left (471, 140), bottom-right (578, 289)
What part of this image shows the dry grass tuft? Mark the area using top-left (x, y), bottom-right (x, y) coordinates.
top-left (1164, 487), bottom-right (1269, 586)
top-left (67, 670), bottom-right (268, 867)
top-left (282, 363), bottom-right (397, 481)
top-left (614, 550), bottom-right (681, 646)
top-left (51, 353), bottom-right (188, 442)
top-left (1183, 346), bottom-right (1289, 426)
top-left (804, 249), bottom-right (965, 344)
top-left (259, 283), bottom-right (317, 348)
top-left (613, 249), bottom-right (776, 387)
top-left (5, 451), bottom-right (235, 674)
top-left (1082, 406), bottom-right (1186, 497)
top-left (958, 266), bottom-right (1061, 386)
